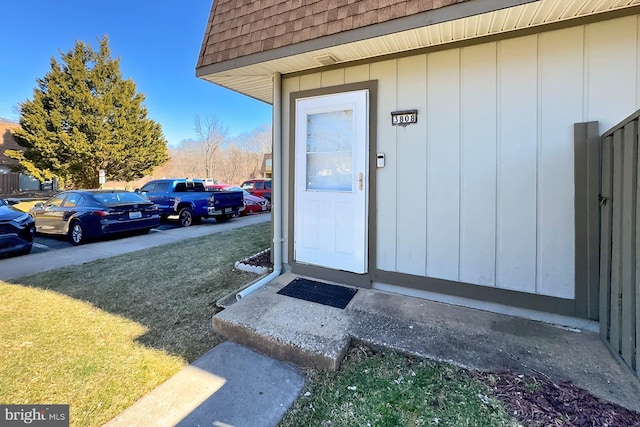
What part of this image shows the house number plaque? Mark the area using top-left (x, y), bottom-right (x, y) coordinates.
top-left (391, 110), bottom-right (418, 126)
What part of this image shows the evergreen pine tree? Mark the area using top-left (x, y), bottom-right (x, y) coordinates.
top-left (6, 36), bottom-right (169, 188)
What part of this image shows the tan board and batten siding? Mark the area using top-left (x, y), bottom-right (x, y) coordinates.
top-left (283, 14), bottom-right (640, 300)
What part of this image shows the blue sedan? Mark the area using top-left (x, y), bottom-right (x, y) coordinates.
top-left (30, 190), bottom-right (160, 245)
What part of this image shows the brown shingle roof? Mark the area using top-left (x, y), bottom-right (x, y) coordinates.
top-left (197, 0), bottom-right (469, 69)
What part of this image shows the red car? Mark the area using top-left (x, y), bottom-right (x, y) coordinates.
top-left (208, 184), bottom-right (270, 215)
top-left (240, 179), bottom-right (271, 201)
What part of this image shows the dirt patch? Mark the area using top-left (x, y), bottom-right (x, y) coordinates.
top-left (474, 371), bottom-right (640, 426)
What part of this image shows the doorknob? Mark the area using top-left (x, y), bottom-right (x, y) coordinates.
top-left (359, 172), bottom-right (363, 191)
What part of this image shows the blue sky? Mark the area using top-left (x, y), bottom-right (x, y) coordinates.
top-left (0, 0), bottom-right (272, 146)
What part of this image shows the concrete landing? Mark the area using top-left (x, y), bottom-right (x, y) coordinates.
top-left (213, 272), bottom-right (640, 413)
top-left (105, 341), bottom-right (305, 427)
top-left (214, 273), bottom-right (351, 371)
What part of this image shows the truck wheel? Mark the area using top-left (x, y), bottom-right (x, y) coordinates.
top-left (214, 214), bottom-right (229, 223)
top-left (178, 207), bottom-right (194, 227)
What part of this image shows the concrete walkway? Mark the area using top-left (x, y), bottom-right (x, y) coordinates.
top-left (105, 341), bottom-right (305, 427)
top-left (0, 214), bottom-right (270, 281)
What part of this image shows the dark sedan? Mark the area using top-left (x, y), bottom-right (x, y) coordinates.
top-left (29, 190), bottom-right (160, 245)
top-left (0, 198), bottom-right (36, 257)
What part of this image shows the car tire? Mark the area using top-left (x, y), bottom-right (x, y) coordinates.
top-left (69, 221), bottom-right (84, 245)
top-left (178, 207), bottom-right (194, 227)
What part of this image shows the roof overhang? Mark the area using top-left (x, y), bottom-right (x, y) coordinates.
top-left (196, 0), bottom-right (640, 104)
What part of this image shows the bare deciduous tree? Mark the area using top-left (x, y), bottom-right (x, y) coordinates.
top-left (107, 121), bottom-right (272, 189)
top-left (194, 115), bottom-right (227, 179)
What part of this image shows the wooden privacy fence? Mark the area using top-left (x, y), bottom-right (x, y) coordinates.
top-left (0, 173), bottom-right (19, 194)
top-left (600, 110), bottom-right (640, 380)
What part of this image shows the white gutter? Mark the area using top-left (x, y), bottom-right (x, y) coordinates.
top-left (236, 72), bottom-right (283, 301)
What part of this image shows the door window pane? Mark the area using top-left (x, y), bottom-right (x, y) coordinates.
top-left (156, 182), bottom-right (170, 192)
top-left (46, 195), bottom-right (66, 207)
top-left (63, 193), bottom-right (82, 207)
top-left (141, 183), bottom-right (156, 192)
top-left (306, 109), bottom-right (353, 192)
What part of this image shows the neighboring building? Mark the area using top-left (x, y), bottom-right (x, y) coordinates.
top-left (262, 153), bottom-right (272, 178)
top-left (196, 1), bottom-right (638, 321)
top-left (0, 119), bottom-right (22, 171)
top-left (0, 119), bottom-right (43, 193)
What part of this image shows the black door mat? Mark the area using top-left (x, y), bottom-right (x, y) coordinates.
top-left (277, 278), bottom-right (358, 309)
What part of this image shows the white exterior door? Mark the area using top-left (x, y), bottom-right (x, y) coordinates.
top-left (294, 90), bottom-right (369, 273)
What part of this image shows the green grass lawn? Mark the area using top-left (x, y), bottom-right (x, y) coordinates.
top-left (2, 219), bottom-right (520, 427)
top-left (280, 346), bottom-right (519, 427)
top-left (0, 221), bottom-right (271, 426)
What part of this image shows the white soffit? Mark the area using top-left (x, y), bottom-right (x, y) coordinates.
top-left (201, 0), bottom-right (640, 103)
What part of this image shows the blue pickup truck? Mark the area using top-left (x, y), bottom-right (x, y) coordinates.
top-left (136, 179), bottom-right (244, 226)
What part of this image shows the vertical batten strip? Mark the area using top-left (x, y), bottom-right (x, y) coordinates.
top-left (636, 119), bottom-right (640, 375)
top-left (611, 129), bottom-right (624, 354)
top-left (600, 135), bottom-right (613, 341)
top-left (621, 120), bottom-right (638, 367)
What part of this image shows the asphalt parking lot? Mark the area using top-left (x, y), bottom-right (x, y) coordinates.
top-left (29, 216), bottom-right (225, 254)
top-left (0, 213), bottom-right (271, 281)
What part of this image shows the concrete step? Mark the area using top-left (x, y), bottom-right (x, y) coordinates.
top-left (212, 272), bottom-right (352, 371)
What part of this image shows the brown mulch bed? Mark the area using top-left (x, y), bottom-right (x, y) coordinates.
top-left (241, 248), bottom-right (273, 269)
top-left (474, 371), bottom-right (640, 427)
